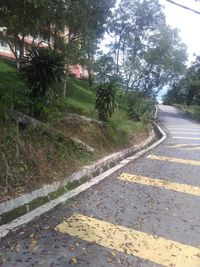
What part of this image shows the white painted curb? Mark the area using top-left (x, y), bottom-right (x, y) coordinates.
top-left (154, 105), bottom-right (158, 120)
top-left (0, 122), bottom-right (167, 240)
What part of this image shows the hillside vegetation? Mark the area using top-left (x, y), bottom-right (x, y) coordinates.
top-left (0, 60), bottom-right (149, 202)
top-left (0, 0), bottom-right (188, 202)
top-left (163, 56), bottom-right (200, 119)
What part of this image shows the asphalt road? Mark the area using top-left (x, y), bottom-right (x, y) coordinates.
top-left (1, 105), bottom-right (200, 267)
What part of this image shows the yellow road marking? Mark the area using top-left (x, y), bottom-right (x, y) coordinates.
top-left (165, 144), bottom-right (189, 148)
top-left (164, 144), bottom-right (200, 151)
top-left (165, 144), bottom-right (200, 148)
top-left (182, 147), bottom-right (200, 151)
top-left (55, 213), bottom-right (200, 267)
top-left (119, 173), bottom-right (200, 196)
top-left (171, 132), bottom-right (200, 135)
top-left (173, 136), bottom-right (200, 140)
top-left (168, 127), bottom-right (200, 129)
top-left (167, 125), bottom-right (200, 127)
top-left (168, 128), bottom-right (200, 131)
top-left (147, 154), bottom-right (200, 166)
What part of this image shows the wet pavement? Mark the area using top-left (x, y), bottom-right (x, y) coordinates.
top-left (0, 105), bottom-right (200, 267)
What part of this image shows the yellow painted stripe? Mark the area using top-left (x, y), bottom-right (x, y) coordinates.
top-left (171, 132), bottom-right (200, 135)
top-left (165, 144), bottom-right (189, 148)
top-left (55, 213), bottom-right (200, 267)
top-left (119, 173), bottom-right (200, 196)
top-left (168, 128), bottom-right (200, 131)
top-left (168, 127), bottom-right (200, 129)
top-left (173, 136), bottom-right (200, 140)
top-left (164, 145), bottom-right (200, 151)
top-left (147, 154), bottom-right (200, 166)
top-left (182, 147), bottom-right (200, 151)
top-left (167, 125), bottom-right (200, 127)
top-left (165, 144), bottom-right (200, 148)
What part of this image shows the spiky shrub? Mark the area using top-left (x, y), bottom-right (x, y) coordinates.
top-left (21, 48), bottom-right (65, 117)
top-left (95, 81), bottom-right (118, 121)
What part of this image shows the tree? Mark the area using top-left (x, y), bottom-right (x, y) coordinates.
top-left (65, 0), bottom-right (116, 86)
top-left (107, 0), bottom-right (187, 97)
top-left (163, 56), bottom-right (200, 106)
top-left (133, 26), bottom-right (187, 97)
top-left (108, 0), bottom-right (165, 76)
top-left (95, 54), bottom-right (116, 83)
top-left (0, 0), bottom-right (52, 69)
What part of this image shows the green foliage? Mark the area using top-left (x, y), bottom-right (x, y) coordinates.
top-left (162, 84), bottom-right (185, 105)
top-left (0, 61), bottom-right (28, 117)
top-left (95, 54), bottom-right (116, 83)
top-left (21, 48), bottom-right (65, 98)
top-left (95, 81), bottom-right (118, 121)
top-left (21, 48), bottom-right (65, 117)
top-left (163, 55), bottom-right (200, 106)
top-left (0, 0), bottom-right (50, 68)
top-left (65, 0), bottom-right (115, 48)
top-left (175, 104), bottom-right (200, 120)
top-left (107, 0), bottom-right (187, 97)
top-left (127, 92), bottom-right (154, 122)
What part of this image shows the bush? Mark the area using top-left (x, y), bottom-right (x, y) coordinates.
top-left (95, 81), bottom-right (118, 121)
top-left (21, 48), bottom-right (65, 117)
top-left (127, 92), bottom-right (154, 122)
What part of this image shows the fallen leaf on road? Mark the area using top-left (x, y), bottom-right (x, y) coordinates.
top-left (69, 257), bottom-right (78, 265)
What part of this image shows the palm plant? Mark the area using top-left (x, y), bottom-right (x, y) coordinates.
top-left (95, 81), bottom-right (118, 121)
top-left (21, 48), bottom-right (65, 116)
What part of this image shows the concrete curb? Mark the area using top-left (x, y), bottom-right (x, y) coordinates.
top-left (0, 122), bottom-right (167, 240)
top-left (154, 105), bottom-right (158, 120)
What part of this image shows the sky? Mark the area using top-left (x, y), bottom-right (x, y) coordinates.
top-left (158, 0), bottom-right (200, 101)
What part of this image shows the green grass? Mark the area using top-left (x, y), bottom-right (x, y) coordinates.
top-left (66, 79), bottom-right (95, 116)
top-left (109, 107), bottom-right (145, 146)
top-left (0, 60), bottom-right (24, 90)
top-left (175, 104), bottom-right (200, 121)
top-left (0, 61), bottom-right (16, 73)
top-left (0, 61), bottom-right (147, 145)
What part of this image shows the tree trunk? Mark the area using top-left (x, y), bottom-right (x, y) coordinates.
top-left (88, 68), bottom-right (93, 88)
top-left (63, 73), bottom-right (68, 98)
top-left (87, 49), bottom-right (93, 88)
top-left (16, 60), bottom-right (21, 71)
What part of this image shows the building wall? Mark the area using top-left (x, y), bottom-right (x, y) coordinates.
top-left (0, 40), bottom-right (15, 60)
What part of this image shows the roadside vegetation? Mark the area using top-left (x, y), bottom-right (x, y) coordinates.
top-left (174, 104), bottom-right (200, 121)
top-left (0, 0), bottom-right (187, 201)
top-left (163, 56), bottom-right (200, 120)
top-left (0, 60), bottom-right (149, 201)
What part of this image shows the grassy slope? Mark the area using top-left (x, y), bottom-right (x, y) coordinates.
top-left (174, 104), bottom-right (200, 121)
top-left (65, 78), bottom-right (146, 147)
top-left (0, 61), bottom-right (148, 201)
top-left (0, 60), bottom-right (22, 86)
